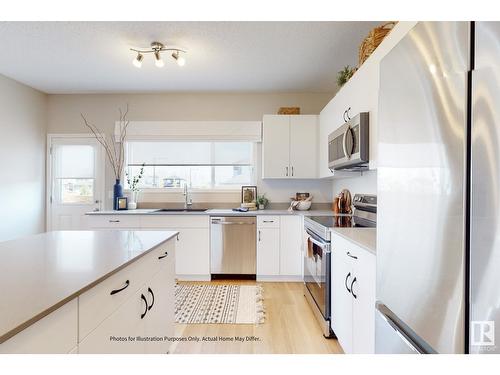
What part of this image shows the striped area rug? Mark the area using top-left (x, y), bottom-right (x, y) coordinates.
top-left (175, 284), bottom-right (265, 324)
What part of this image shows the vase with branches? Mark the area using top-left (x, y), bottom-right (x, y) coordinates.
top-left (81, 104), bottom-right (130, 210)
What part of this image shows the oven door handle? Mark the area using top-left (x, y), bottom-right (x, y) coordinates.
top-left (305, 229), bottom-right (330, 252)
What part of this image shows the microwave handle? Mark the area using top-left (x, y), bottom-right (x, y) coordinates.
top-left (342, 126), bottom-right (349, 158)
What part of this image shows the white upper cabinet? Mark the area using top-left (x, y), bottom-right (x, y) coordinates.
top-left (262, 115), bottom-right (318, 179)
top-left (289, 115), bottom-right (318, 178)
top-left (318, 22), bottom-right (418, 178)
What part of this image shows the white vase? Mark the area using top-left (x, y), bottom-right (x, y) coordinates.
top-left (128, 191), bottom-right (139, 210)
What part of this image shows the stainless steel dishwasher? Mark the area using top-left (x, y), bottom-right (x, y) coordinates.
top-left (210, 216), bottom-right (256, 279)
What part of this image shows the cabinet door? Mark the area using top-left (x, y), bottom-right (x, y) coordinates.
top-left (289, 115), bottom-right (318, 178)
top-left (143, 250), bottom-right (175, 354)
top-left (279, 216), bottom-right (302, 276)
top-left (175, 228), bottom-right (210, 276)
top-left (331, 242), bottom-right (353, 354)
top-left (351, 250), bottom-right (376, 354)
top-left (78, 287), bottom-right (147, 354)
top-left (257, 228), bottom-right (280, 276)
top-left (262, 115), bottom-right (290, 178)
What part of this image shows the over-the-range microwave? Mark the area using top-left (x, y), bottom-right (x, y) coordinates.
top-left (328, 112), bottom-right (369, 171)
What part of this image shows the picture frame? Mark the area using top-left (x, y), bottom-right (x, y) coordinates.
top-left (116, 197), bottom-right (128, 211)
top-left (241, 186), bottom-right (257, 204)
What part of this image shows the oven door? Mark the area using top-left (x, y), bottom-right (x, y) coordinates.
top-left (304, 229), bottom-right (331, 319)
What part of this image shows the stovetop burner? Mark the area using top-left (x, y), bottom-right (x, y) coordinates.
top-left (307, 215), bottom-right (353, 228)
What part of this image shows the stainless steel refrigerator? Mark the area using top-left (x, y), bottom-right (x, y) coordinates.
top-left (376, 21), bottom-right (500, 354)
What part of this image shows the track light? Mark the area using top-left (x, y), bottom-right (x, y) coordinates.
top-left (130, 41), bottom-right (187, 68)
top-left (154, 51), bottom-right (164, 68)
top-left (172, 51), bottom-right (186, 66)
top-left (132, 52), bottom-right (144, 68)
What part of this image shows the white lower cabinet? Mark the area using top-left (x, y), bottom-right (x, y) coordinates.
top-left (88, 214), bottom-right (210, 280)
top-left (78, 285), bottom-right (148, 354)
top-left (79, 241), bottom-right (175, 354)
top-left (279, 216), bottom-right (303, 277)
top-left (257, 215), bottom-right (303, 280)
top-left (0, 299), bottom-right (78, 354)
top-left (257, 227), bottom-right (280, 276)
top-left (173, 228), bottom-right (209, 278)
top-left (331, 232), bottom-right (376, 354)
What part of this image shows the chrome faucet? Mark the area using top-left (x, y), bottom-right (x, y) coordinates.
top-left (183, 182), bottom-right (192, 209)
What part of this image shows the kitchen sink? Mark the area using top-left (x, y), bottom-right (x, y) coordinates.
top-left (154, 208), bottom-right (208, 212)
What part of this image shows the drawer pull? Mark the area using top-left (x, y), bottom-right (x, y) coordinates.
top-left (158, 251), bottom-right (169, 260)
top-left (110, 280), bottom-right (130, 295)
top-left (140, 294), bottom-right (148, 319)
top-left (347, 251), bottom-right (358, 259)
top-left (109, 220), bottom-right (120, 223)
top-left (147, 287), bottom-right (155, 311)
top-left (176, 234), bottom-right (180, 241)
top-left (262, 220), bottom-right (274, 223)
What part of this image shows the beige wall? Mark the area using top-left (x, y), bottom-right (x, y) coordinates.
top-left (0, 74), bottom-right (47, 242)
top-left (47, 93), bottom-right (335, 207)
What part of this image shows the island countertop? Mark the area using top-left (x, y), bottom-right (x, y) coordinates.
top-left (0, 230), bottom-right (178, 344)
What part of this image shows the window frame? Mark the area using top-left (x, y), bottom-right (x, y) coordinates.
top-left (123, 141), bottom-right (257, 192)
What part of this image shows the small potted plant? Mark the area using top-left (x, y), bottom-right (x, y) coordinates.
top-left (126, 163), bottom-right (145, 210)
top-left (256, 194), bottom-right (269, 210)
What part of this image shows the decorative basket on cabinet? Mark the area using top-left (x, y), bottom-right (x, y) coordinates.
top-left (358, 22), bottom-right (397, 66)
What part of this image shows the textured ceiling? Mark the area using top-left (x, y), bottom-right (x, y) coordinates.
top-left (0, 21), bottom-right (380, 93)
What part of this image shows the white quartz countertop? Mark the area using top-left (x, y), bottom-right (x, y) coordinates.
top-left (0, 230), bottom-right (178, 344)
top-left (86, 208), bottom-right (338, 217)
top-left (331, 227), bottom-right (377, 255)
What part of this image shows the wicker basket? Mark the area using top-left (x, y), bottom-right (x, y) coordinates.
top-left (358, 22), bottom-right (397, 66)
top-left (278, 107), bottom-right (300, 115)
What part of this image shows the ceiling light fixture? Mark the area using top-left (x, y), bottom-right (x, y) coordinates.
top-left (132, 52), bottom-right (144, 68)
top-left (130, 41), bottom-right (187, 68)
top-left (172, 51), bottom-right (186, 67)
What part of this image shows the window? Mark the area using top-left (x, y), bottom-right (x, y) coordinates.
top-left (125, 141), bottom-right (254, 189)
top-left (53, 144), bottom-right (96, 204)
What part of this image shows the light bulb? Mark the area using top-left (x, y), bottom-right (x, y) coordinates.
top-left (132, 53), bottom-right (143, 68)
top-left (172, 51), bottom-right (186, 66)
top-left (154, 51), bottom-right (164, 67)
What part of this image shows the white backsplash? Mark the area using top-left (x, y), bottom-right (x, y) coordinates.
top-left (331, 170), bottom-right (377, 198)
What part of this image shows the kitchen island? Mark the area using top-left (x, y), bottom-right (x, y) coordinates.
top-left (0, 230), bottom-right (177, 354)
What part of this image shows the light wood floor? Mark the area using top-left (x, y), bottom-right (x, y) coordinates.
top-left (171, 281), bottom-right (343, 354)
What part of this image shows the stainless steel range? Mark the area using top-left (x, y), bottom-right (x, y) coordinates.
top-left (303, 194), bottom-right (376, 338)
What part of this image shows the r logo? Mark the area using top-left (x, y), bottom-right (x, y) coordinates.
top-left (471, 321), bottom-right (495, 347)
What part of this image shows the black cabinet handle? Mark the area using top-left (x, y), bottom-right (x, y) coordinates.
top-left (351, 277), bottom-right (357, 299)
top-left (110, 280), bottom-right (130, 295)
top-left (345, 272), bottom-right (351, 293)
top-left (147, 287), bottom-right (155, 311)
top-left (140, 293), bottom-right (148, 319)
top-left (158, 251), bottom-right (168, 260)
top-left (347, 252), bottom-right (358, 259)
top-left (258, 230), bottom-right (261, 242)
top-left (176, 234), bottom-right (180, 241)
top-left (109, 220), bottom-right (120, 223)
top-left (262, 220), bottom-right (274, 223)
top-left (346, 107), bottom-right (352, 121)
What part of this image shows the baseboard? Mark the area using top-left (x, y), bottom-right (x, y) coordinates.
top-left (176, 275), bottom-right (211, 281)
top-left (256, 275), bottom-right (303, 282)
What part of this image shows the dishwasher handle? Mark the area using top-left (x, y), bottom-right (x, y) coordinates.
top-left (211, 221), bottom-right (255, 225)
